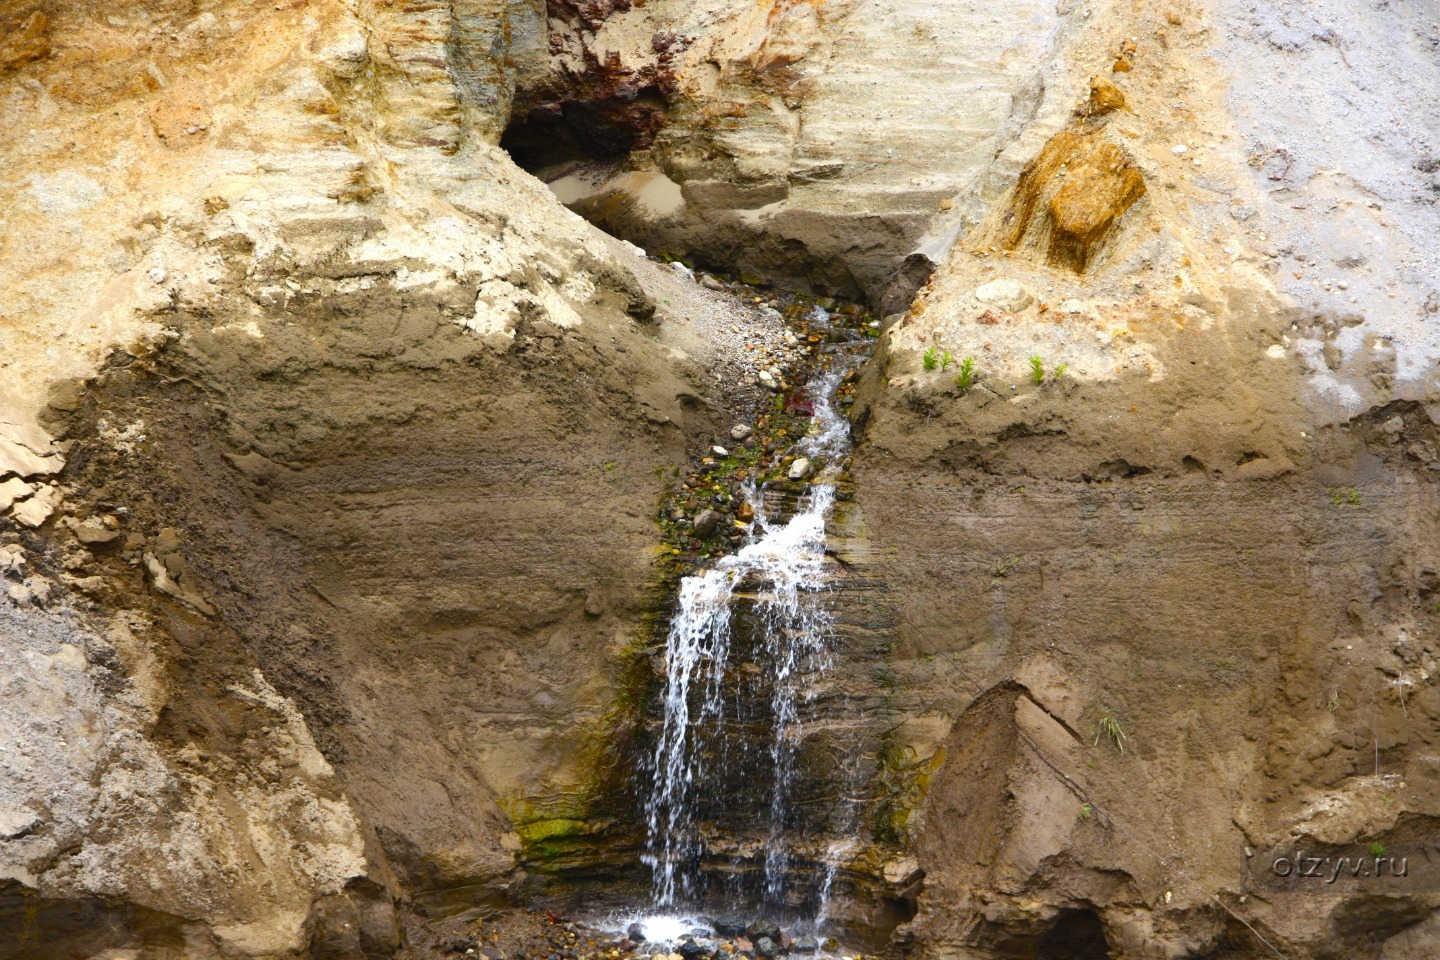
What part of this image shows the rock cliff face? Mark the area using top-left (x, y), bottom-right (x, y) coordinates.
top-left (2, 0), bottom-right (1440, 958)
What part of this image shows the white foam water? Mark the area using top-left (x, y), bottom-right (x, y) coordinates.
top-left (641, 313), bottom-right (870, 924)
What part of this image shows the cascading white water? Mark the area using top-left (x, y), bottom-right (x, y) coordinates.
top-left (642, 310), bottom-right (868, 915)
top-left (642, 483), bottom-right (837, 906)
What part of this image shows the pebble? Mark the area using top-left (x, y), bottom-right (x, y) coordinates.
top-left (758, 370), bottom-right (779, 390)
top-left (712, 446), bottom-right (729, 457)
top-left (730, 424), bottom-right (753, 441)
top-left (788, 458), bottom-right (811, 481)
top-left (1172, 144), bottom-right (1189, 154)
top-left (700, 274), bottom-right (724, 291)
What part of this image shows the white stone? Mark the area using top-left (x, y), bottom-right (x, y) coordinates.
top-left (0, 477), bottom-right (34, 512)
top-left (11, 484), bottom-right (58, 528)
top-left (975, 278), bottom-right (1034, 311)
top-left (788, 458), bottom-right (812, 481)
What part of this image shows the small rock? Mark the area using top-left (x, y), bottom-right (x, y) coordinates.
top-left (754, 938), bottom-right (778, 959)
top-left (1230, 205), bottom-right (1256, 222)
top-left (974, 278), bottom-right (1034, 312)
top-left (11, 484), bottom-right (58, 528)
top-left (8, 575), bottom-right (52, 607)
top-left (701, 274), bottom-right (725, 291)
top-left (745, 921), bottom-right (781, 943)
top-left (1086, 74), bottom-right (1126, 115)
top-left (882, 856), bottom-right (922, 885)
top-left (147, 265), bottom-right (166, 284)
top-left (820, 939), bottom-right (840, 953)
top-left (793, 936), bottom-right (819, 953)
top-left (712, 446), bottom-right (729, 457)
top-left (1171, 144), bottom-right (1189, 154)
top-left (71, 518), bottom-right (121, 545)
top-left (693, 509), bottom-right (725, 538)
top-left (677, 940), bottom-right (707, 959)
top-left (627, 923), bottom-right (647, 943)
top-left (758, 371), bottom-right (779, 390)
top-left (730, 424), bottom-right (753, 442)
top-left (1058, 299), bottom-right (1086, 314)
top-left (0, 476), bottom-right (34, 512)
top-left (713, 916), bottom-right (748, 937)
top-left (734, 501), bottom-right (755, 523)
top-left (0, 544), bottom-right (25, 578)
top-left (788, 458), bottom-right (812, 481)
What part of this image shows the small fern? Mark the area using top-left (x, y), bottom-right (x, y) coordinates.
top-left (1029, 354), bottom-right (1046, 385)
top-left (923, 347), bottom-right (940, 371)
top-left (954, 356), bottom-right (976, 391)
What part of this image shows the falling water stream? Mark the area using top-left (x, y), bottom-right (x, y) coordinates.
top-left (635, 307), bottom-right (872, 941)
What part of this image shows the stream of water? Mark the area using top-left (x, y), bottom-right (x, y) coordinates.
top-left (638, 308), bottom-right (871, 934)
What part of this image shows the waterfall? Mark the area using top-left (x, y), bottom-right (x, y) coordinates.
top-left (642, 312), bottom-right (867, 915)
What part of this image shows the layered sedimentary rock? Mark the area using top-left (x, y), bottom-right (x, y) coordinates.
top-left (510, 0), bottom-right (1080, 308)
top-left (0, 1), bottom-right (730, 954)
top-left (847, 1), bottom-right (1440, 957)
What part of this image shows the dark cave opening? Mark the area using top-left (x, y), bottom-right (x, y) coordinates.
top-left (500, 89), bottom-right (670, 173)
top-left (1035, 909), bottom-right (1112, 960)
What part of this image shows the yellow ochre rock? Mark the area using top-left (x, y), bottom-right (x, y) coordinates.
top-left (1085, 75), bottom-right (1127, 116)
top-left (999, 129), bottom-right (1146, 273)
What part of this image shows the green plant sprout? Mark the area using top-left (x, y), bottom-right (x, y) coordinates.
top-left (1029, 354), bottom-right (1046, 385)
top-left (954, 356), bottom-right (976, 391)
top-left (1053, 362), bottom-right (1068, 379)
top-left (923, 347), bottom-right (940, 371)
top-left (939, 350), bottom-right (955, 370)
top-left (1095, 708), bottom-right (1127, 753)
